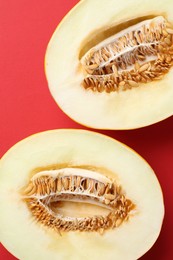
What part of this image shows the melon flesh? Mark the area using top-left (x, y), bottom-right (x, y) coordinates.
top-left (0, 130), bottom-right (164, 260)
top-left (45, 0), bottom-right (173, 129)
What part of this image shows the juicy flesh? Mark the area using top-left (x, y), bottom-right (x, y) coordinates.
top-left (81, 16), bottom-right (173, 93)
top-left (22, 168), bottom-right (135, 233)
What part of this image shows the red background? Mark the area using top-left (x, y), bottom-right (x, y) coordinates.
top-left (0, 0), bottom-right (173, 259)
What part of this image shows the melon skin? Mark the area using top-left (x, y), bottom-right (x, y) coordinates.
top-left (0, 129), bottom-right (164, 260)
top-left (45, 0), bottom-right (173, 129)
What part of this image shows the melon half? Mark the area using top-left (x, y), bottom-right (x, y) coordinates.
top-left (0, 130), bottom-right (164, 260)
top-left (45, 0), bottom-right (173, 129)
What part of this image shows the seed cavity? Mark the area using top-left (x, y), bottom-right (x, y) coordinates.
top-left (22, 168), bottom-right (135, 234)
top-left (80, 16), bottom-right (173, 93)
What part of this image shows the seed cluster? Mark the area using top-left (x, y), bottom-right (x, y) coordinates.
top-left (22, 169), bottom-right (135, 234)
top-left (81, 17), bottom-right (173, 93)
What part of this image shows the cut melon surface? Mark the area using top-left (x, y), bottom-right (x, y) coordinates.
top-left (45, 0), bottom-right (173, 129)
top-left (0, 130), bottom-right (164, 260)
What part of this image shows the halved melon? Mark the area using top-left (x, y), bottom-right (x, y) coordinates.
top-left (0, 129), bottom-right (164, 259)
top-left (45, 0), bottom-right (173, 129)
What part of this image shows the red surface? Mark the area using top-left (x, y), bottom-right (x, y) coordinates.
top-left (0, 1), bottom-right (173, 259)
